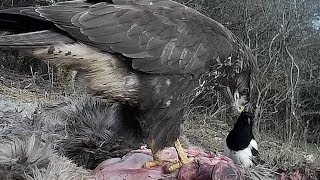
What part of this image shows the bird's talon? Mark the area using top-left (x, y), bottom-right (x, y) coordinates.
top-left (182, 157), bottom-right (194, 164)
top-left (167, 161), bottom-right (183, 172)
top-left (145, 160), bottom-right (162, 168)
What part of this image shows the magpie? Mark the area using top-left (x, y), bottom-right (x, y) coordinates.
top-left (224, 110), bottom-right (260, 168)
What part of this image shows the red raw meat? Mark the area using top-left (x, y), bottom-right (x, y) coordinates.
top-left (93, 146), bottom-right (244, 180)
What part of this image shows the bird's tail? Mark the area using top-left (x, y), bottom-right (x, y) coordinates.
top-left (0, 30), bottom-right (75, 49)
top-left (0, 7), bottom-right (53, 32)
top-left (0, 7), bottom-right (74, 50)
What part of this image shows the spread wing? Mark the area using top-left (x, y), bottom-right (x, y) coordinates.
top-left (35, 0), bottom-right (239, 75)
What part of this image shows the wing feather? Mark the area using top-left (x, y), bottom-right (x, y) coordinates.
top-left (21, 0), bottom-right (244, 75)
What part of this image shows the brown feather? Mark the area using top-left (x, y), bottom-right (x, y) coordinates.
top-left (0, 0), bottom-right (256, 154)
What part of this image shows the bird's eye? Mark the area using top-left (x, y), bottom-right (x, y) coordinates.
top-left (240, 88), bottom-right (249, 95)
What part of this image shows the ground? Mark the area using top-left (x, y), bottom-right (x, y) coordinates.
top-left (0, 57), bottom-right (319, 179)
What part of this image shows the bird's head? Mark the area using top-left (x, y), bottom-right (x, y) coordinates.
top-left (212, 42), bottom-right (257, 117)
top-left (213, 70), bottom-right (253, 117)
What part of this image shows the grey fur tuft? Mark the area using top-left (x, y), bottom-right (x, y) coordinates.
top-left (0, 94), bottom-right (142, 178)
top-left (0, 134), bottom-right (92, 179)
top-left (55, 96), bottom-right (143, 170)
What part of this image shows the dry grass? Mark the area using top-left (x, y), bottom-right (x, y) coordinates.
top-left (182, 107), bottom-right (320, 179)
top-left (178, 0), bottom-right (320, 178)
top-left (0, 73), bottom-right (318, 179)
top-left (182, 106), bottom-right (229, 153)
top-left (257, 133), bottom-right (320, 167)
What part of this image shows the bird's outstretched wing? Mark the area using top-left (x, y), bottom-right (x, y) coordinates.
top-left (27, 0), bottom-right (241, 75)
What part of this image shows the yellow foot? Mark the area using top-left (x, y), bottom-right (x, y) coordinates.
top-left (166, 160), bottom-right (183, 172)
top-left (145, 139), bottom-right (194, 173)
top-left (145, 160), bottom-right (162, 168)
top-left (175, 139), bottom-right (194, 164)
top-left (145, 159), bottom-right (184, 173)
top-left (167, 139), bottom-right (194, 172)
top-left (145, 151), bottom-right (168, 168)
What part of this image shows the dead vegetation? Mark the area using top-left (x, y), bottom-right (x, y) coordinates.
top-left (179, 0), bottom-right (320, 178)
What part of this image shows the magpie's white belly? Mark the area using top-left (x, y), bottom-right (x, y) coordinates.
top-left (224, 139), bottom-right (257, 168)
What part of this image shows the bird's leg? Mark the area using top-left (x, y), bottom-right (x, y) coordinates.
top-left (145, 139), bottom-right (169, 168)
top-left (145, 151), bottom-right (163, 168)
top-left (175, 139), bottom-right (193, 164)
top-left (145, 139), bottom-right (194, 172)
top-left (167, 139), bottom-right (194, 172)
top-left (145, 138), bottom-right (182, 169)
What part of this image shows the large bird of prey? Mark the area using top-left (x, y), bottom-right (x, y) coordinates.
top-left (0, 0), bottom-right (256, 170)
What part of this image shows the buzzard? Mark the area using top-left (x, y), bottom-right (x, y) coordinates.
top-left (0, 0), bottom-right (256, 170)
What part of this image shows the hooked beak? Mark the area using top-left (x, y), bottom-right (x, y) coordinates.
top-left (227, 87), bottom-right (246, 113)
top-left (226, 87), bottom-right (248, 114)
top-left (234, 91), bottom-right (246, 113)
top-left (239, 106), bottom-right (245, 113)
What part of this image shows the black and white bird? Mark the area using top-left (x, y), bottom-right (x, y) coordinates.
top-left (224, 111), bottom-right (260, 168)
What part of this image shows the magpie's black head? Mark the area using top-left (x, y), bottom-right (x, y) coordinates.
top-left (226, 110), bottom-right (255, 151)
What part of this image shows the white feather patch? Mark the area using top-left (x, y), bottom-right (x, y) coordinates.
top-left (250, 139), bottom-right (258, 150)
top-left (33, 43), bottom-right (140, 102)
top-left (224, 139), bottom-right (258, 168)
